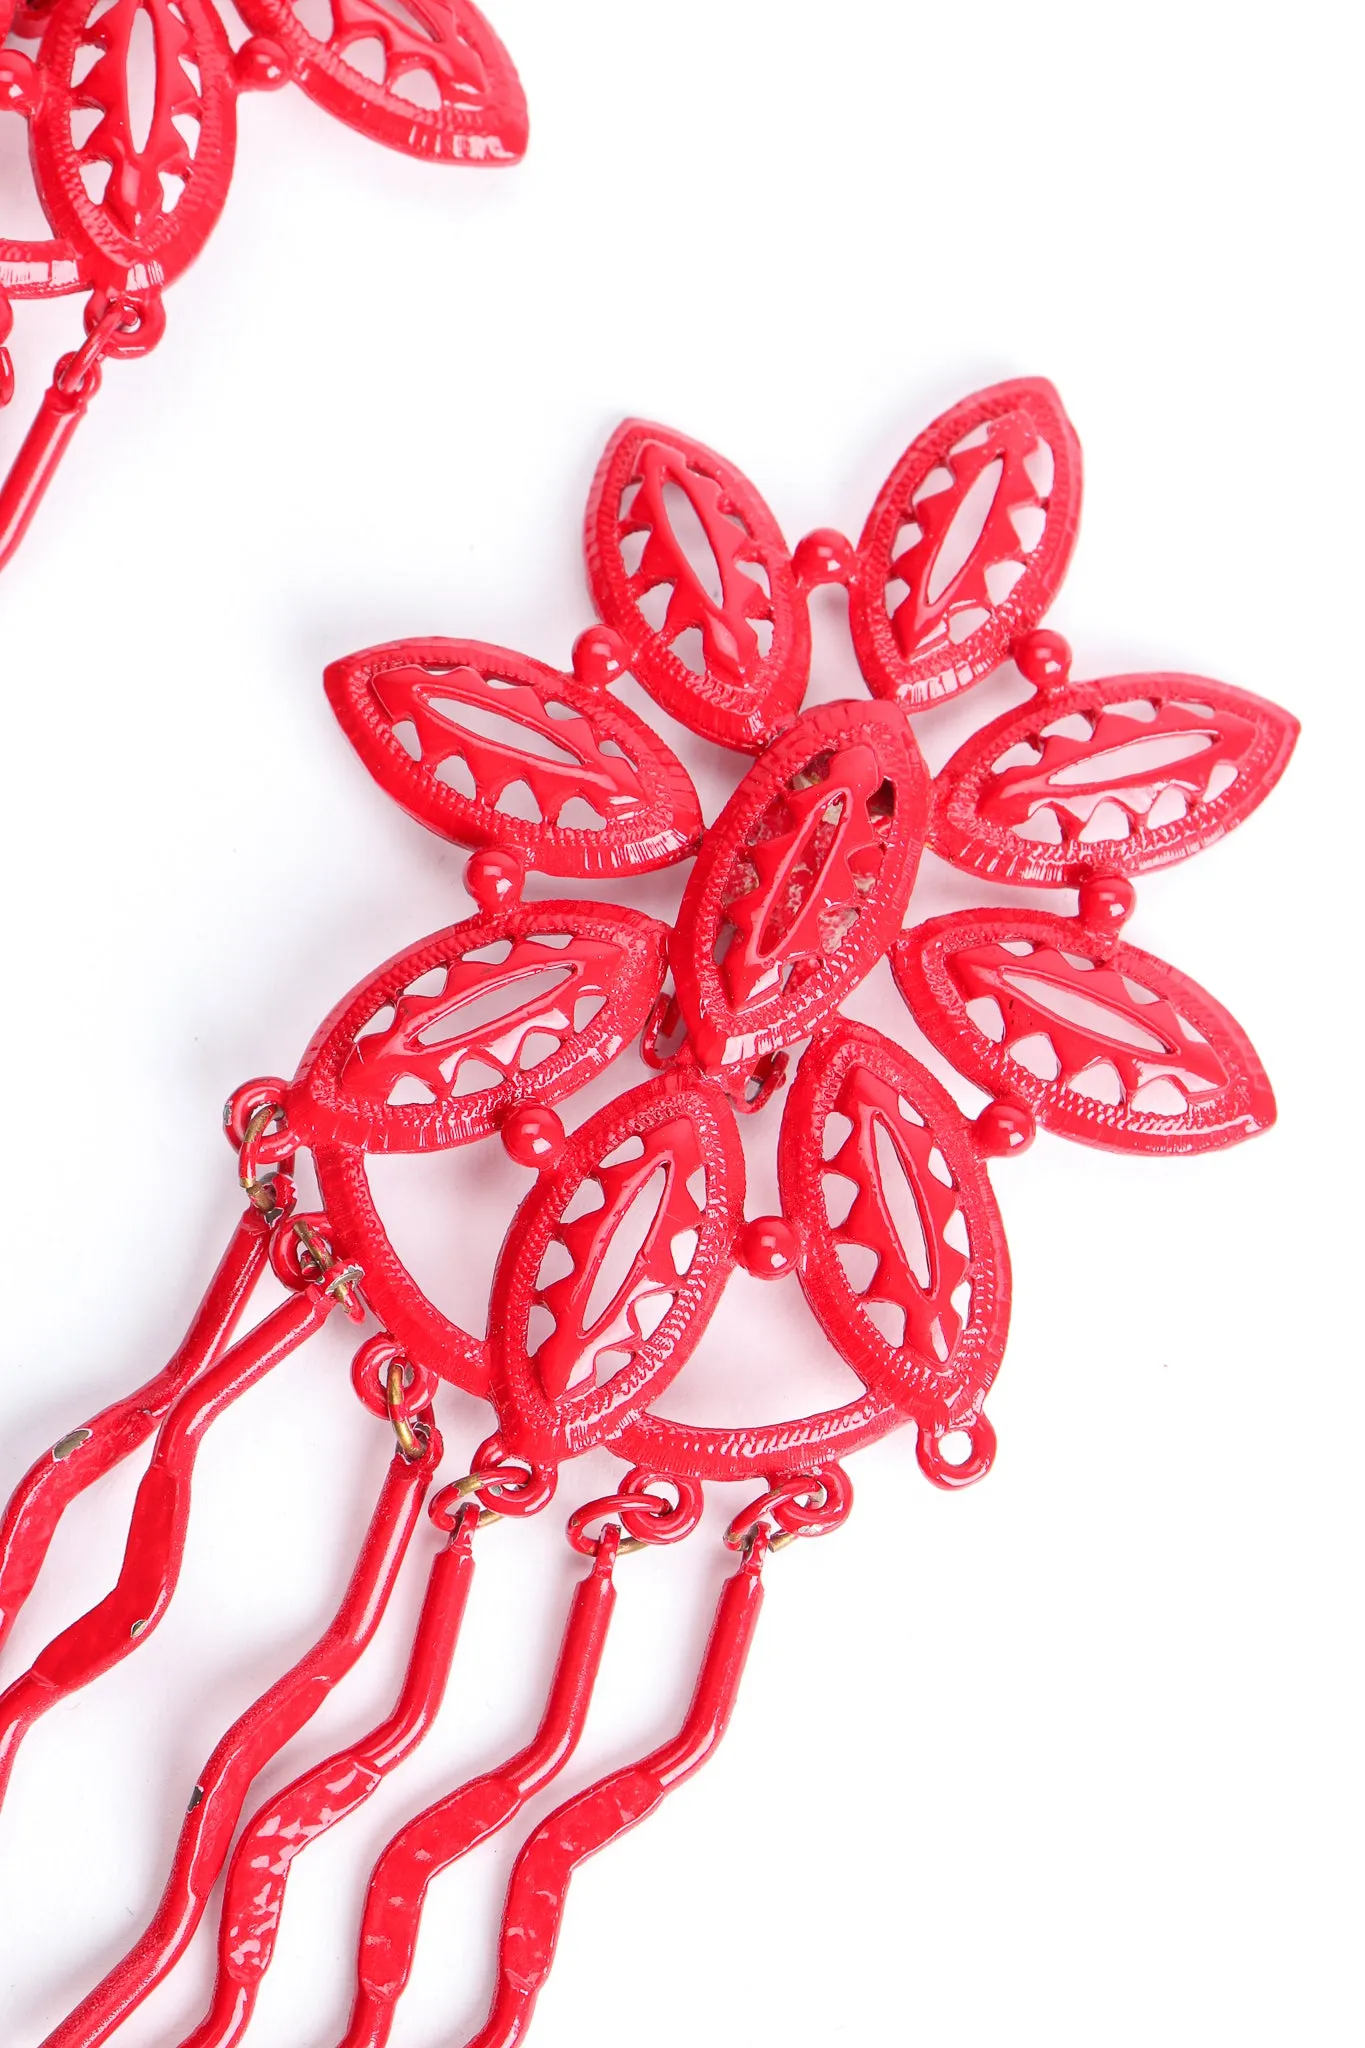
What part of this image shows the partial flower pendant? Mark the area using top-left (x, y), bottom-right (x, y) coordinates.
top-left (0, 376), bottom-right (1297, 2048)
top-left (0, 0), bottom-right (527, 569)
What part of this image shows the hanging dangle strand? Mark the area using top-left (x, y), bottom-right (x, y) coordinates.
top-left (175, 1488), bottom-right (481, 2048)
top-left (0, 1204), bottom-right (270, 1656)
top-left (458, 1472), bottom-right (839, 2048)
top-left (0, 1274), bottom-right (336, 1812)
top-left (461, 1529), bottom-right (772, 2048)
top-left (333, 1468), bottom-right (701, 2048)
top-left (338, 1518), bottom-right (621, 2048)
top-left (38, 1427), bottom-right (441, 2048)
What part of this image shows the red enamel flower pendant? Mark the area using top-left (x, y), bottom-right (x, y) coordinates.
top-left (0, 377), bottom-right (1297, 2048)
top-left (0, 0), bottom-right (526, 569)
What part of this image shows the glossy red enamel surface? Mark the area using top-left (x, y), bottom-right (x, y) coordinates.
top-left (288, 901), bottom-right (667, 1153)
top-left (894, 910), bottom-right (1277, 1153)
top-left (234, 0), bottom-right (528, 161)
top-left (340, 1543), bottom-right (617, 2048)
top-left (179, 1523), bottom-right (475, 2048)
top-left (585, 420), bottom-right (810, 751)
top-left (0, 1288), bottom-right (330, 1817)
top-left (930, 672), bottom-right (1300, 885)
top-left (778, 1021), bottom-right (1010, 1439)
top-left (293, 889), bottom-right (666, 1396)
top-left (38, 1447), bottom-right (434, 2048)
top-left (31, 0), bottom-right (238, 293)
top-left (0, 380), bottom-right (1305, 2048)
top-left (0, 237), bottom-right (83, 302)
top-left (617, 1372), bottom-right (898, 1486)
top-left (0, 1210), bottom-right (267, 1658)
top-left (670, 698), bottom-right (929, 1075)
top-left (849, 379), bottom-right (1082, 708)
top-left (325, 638), bottom-right (702, 876)
top-left (488, 1074), bottom-right (745, 1468)
top-left (462, 1543), bottom-right (765, 2048)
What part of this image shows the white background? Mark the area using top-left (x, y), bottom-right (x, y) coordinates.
top-left (0, 2), bottom-right (1359, 2043)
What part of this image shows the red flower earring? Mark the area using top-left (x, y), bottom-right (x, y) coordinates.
top-left (0, 0), bottom-right (526, 569)
top-left (0, 377), bottom-right (1297, 2048)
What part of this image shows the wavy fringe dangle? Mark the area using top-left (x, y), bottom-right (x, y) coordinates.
top-left (0, 377), bottom-right (1297, 2045)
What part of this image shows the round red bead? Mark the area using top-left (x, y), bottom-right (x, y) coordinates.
top-left (464, 845), bottom-right (525, 912)
top-left (1013, 628), bottom-right (1072, 689)
top-left (738, 1215), bottom-right (799, 1279)
top-left (571, 626), bottom-right (628, 690)
top-left (1077, 872), bottom-right (1137, 934)
top-left (792, 528), bottom-right (856, 589)
top-left (235, 36), bottom-right (290, 89)
top-left (501, 1103), bottom-right (566, 1170)
top-left (974, 1099), bottom-right (1036, 1158)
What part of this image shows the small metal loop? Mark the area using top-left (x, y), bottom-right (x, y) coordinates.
top-left (428, 1479), bottom-right (503, 1533)
top-left (640, 991), bottom-right (686, 1072)
top-left (565, 1492), bottom-right (649, 1557)
top-left (226, 1081), bottom-right (297, 1221)
top-left (618, 1467), bottom-right (703, 1544)
top-left (52, 298), bottom-right (141, 403)
top-left (44, 350), bottom-right (101, 419)
top-left (723, 1465), bottom-right (853, 1553)
top-left (430, 1483), bottom-right (501, 1535)
top-left (52, 342), bottom-right (107, 402)
top-left (385, 1360), bottom-right (428, 1464)
top-left (224, 1078), bottom-right (294, 1152)
top-left (273, 1213), bottom-right (365, 1320)
top-left (430, 1436), bottom-right (557, 1525)
top-left (238, 1100), bottom-right (295, 1218)
top-left (350, 1335), bottom-right (439, 1426)
top-left (440, 1499), bottom-right (484, 1545)
top-left (915, 1415), bottom-right (996, 1491)
top-left (82, 290), bottom-right (167, 361)
top-left (566, 1470), bottom-right (704, 1557)
top-left (382, 1368), bottom-right (439, 1466)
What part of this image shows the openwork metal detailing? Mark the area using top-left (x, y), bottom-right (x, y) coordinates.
top-left (0, 379), bottom-right (1297, 2048)
top-left (0, 0), bottom-right (526, 569)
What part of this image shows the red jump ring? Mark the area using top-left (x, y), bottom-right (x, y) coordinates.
top-left (350, 1335), bottom-right (439, 1423)
top-left (724, 1465), bottom-right (854, 1551)
top-left (429, 1435), bottom-right (558, 1528)
top-left (566, 1469), bottom-right (703, 1555)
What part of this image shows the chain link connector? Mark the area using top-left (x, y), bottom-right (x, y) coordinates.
top-left (291, 1217), bottom-right (364, 1320)
top-left (237, 1099), bottom-right (294, 1221)
top-left (723, 1465), bottom-right (854, 1554)
top-left (384, 1357), bottom-right (428, 1464)
top-left (565, 1469), bottom-right (704, 1557)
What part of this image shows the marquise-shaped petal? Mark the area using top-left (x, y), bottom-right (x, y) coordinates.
top-left (670, 699), bottom-right (929, 1075)
top-left (849, 379), bottom-right (1082, 709)
top-left (487, 1076), bottom-right (745, 1466)
top-left (930, 673), bottom-right (1300, 885)
top-left (778, 1022), bottom-right (1010, 1435)
top-left (325, 639), bottom-right (702, 877)
top-left (233, 0), bottom-right (528, 162)
top-left (287, 902), bottom-right (668, 1153)
top-left (584, 420), bottom-right (810, 751)
top-left (30, 0), bottom-right (237, 290)
top-left (893, 911), bottom-right (1276, 1153)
